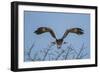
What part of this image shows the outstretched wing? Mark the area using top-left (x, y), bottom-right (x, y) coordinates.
top-left (62, 28), bottom-right (84, 39)
top-left (34, 27), bottom-right (56, 39)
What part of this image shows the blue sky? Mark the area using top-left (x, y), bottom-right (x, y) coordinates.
top-left (24, 11), bottom-right (90, 61)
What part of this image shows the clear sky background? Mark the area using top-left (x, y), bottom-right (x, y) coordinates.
top-left (24, 11), bottom-right (90, 61)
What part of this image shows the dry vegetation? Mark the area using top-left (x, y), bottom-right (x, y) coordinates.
top-left (25, 43), bottom-right (88, 61)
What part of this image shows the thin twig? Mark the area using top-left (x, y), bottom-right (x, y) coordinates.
top-left (42, 48), bottom-right (51, 61)
top-left (64, 45), bottom-right (72, 59)
top-left (78, 53), bottom-right (87, 59)
top-left (27, 42), bottom-right (35, 61)
top-left (76, 44), bottom-right (85, 59)
top-left (32, 52), bottom-right (39, 61)
top-left (55, 50), bottom-right (65, 60)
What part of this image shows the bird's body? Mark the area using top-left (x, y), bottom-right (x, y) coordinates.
top-left (34, 27), bottom-right (84, 49)
top-left (55, 39), bottom-right (64, 48)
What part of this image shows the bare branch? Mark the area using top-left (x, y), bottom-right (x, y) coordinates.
top-left (25, 42), bottom-right (88, 61)
top-left (64, 45), bottom-right (72, 59)
top-left (27, 42), bottom-right (35, 61)
top-left (42, 48), bottom-right (51, 61)
top-left (77, 53), bottom-right (88, 59)
top-left (55, 50), bottom-right (65, 60)
top-left (76, 44), bottom-right (86, 59)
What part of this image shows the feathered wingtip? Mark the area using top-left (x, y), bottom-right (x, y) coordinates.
top-left (34, 29), bottom-right (42, 34)
top-left (76, 28), bottom-right (84, 35)
top-left (34, 27), bottom-right (45, 35)
top-left (34, 30), bottom-right (38, 34)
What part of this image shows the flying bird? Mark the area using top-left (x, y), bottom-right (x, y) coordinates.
top-left (34, 27), bottom-right (84, 49)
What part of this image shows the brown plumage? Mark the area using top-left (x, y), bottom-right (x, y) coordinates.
top-left (34, 27), bottom-right (84, 48)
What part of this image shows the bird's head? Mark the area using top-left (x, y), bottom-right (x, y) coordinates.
top-left (55, 39), bottom-right (66, 49)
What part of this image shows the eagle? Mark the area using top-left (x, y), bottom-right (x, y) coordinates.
top-left (34, 27), bottom-right (84, 49)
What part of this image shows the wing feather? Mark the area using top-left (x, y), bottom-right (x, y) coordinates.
top-left (62, 28), bottom-right (84, 39)
top-left (34, 27), bottom-right (56, 39)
